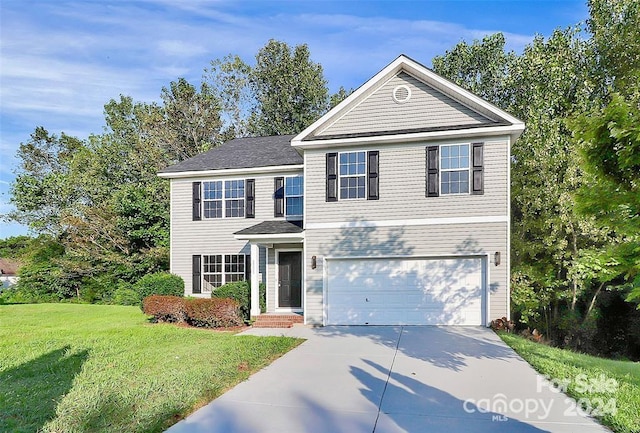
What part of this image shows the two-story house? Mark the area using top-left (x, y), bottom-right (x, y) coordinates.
top-left (159, 55), bottom-right (524, 326)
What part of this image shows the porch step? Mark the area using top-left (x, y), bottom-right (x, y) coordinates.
top-left (252, 314), bottom-right (303, 328)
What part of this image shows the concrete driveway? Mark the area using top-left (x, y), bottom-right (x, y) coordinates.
top-left (166, 326), bottom-right (609, 433)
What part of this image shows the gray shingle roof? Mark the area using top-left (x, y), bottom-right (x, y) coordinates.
top-left (234, 220), bottom-right (304, 235)
top-left (160, 135), bottom-right (302, 174)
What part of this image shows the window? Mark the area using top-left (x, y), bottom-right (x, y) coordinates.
top-left (203, 181), bottom-right (222, 218)
top-left (202, 180), bottom-right (245, 218)
top-left (440, 144), bottom-right (470, 195)
top-left (225, 180), bottom-right (245, 218)
top-left (285, 175), bottom-right (304, 218)
top-left (339, 151), bottom-right (366, 199)
top-left (202, 254), bottom-right (245, 292)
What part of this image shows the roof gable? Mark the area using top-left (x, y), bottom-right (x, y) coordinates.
top-left (292, 55), bottom-right (524, 146)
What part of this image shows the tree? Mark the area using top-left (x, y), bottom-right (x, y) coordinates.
top-left (8, 127), bottom-right (84, 235)
top-left (247, 40), bottom-right (329, 135)
top-left (571, 0), bottom-right (640, 306)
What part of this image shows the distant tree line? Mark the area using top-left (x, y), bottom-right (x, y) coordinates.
top-left (2, 0), bottom-right (639, 359)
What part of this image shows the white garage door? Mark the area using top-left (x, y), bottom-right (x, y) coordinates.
top-left (326, 257), bottom-right (484, 325)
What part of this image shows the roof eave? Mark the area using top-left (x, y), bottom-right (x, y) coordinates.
top-left (233, 232), bottom-right (305, 242)
top-left (158, 164), bottom-right (304, 179)
top-left (291, 124), bottom-right (525, 149)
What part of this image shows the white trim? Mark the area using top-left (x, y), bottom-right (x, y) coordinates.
top-left (250, 243), bottom-right (260, 317)
top-left (292, 55), bottom-right (525, 147)
top-left (506, 135), bottom-right (512, 321)
top-left (338, 150), bottom-right (367, 200)
top-left (439, 143), bottom-right (471, 196)
top-left (275, 248), bottom-right (304, 312)
top-left (201, 178), bottom-right (246, 220)
top-left (306, 215), bottom-right (508, 230)
top-left (234, 232), bottom-right (305, 242)
top-left (322, 256), bottom-right (328, 326)
top-left (485, 254), bottom-right (491, 327)
top-left (158, 164), bottom-right (304, 179)
top-left (292, 125), bottom-right (524, 149)
top-left (322, 253), bottom-right (490, 326)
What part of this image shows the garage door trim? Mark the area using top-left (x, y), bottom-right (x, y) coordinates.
top-left (322, 254), bottom-right (491, 326)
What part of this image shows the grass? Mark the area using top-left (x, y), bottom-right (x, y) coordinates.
top-left (0, 303), bottom-right (302, 433)
top-left (500, 332), bottom-right (640, 433)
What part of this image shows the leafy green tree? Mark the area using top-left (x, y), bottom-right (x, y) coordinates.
top-left (9, 127), bottom-right (84, 235)
top-left (571, 0), bottom-right (640, 306)
top-left (247, 40), bottom-right (329, 135)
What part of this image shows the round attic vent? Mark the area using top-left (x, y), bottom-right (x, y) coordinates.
top-left (392, 84), bottom-right (411, 103)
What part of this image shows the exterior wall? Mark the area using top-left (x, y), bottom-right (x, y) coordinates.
top-left (304, 223), bottom-right (508, 325)
top-left (304, 136), bottom-right (509, 222)
top-left (170, 169), bottom-right (301, 296)
top-left (302, 135), bottom-right (510, 325)
top-left (317, 72), bottom-right (490, 137)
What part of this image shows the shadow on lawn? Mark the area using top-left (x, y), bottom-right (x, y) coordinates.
top-left (0, 346), bottom-right (89, 432)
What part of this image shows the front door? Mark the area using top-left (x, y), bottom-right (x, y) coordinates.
top-left (278, 251), bottom-right (302, 308)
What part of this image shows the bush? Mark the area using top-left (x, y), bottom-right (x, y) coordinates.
top-left (134, 272), bottom-right (184, 305)
top-left (184, 298), bottom-right (243, 328)
top-left (212, 280), bottom-right (266, 321)
top-left (112, 287), bottom-right (140, 306)
top-left (142, 295), bottom-right (187, 323)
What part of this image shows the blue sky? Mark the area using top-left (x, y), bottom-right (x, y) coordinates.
top-left (0, 0), bottom-right (588, 239)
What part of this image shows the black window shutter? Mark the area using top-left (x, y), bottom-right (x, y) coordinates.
top-left (246, 179), bottom-right (255, 218)
top-left (245, 254), bottom-right (251, 281)
top-left (367, 151), bottom-right (379, 200)
top-left (192, 182), bottom-right (201, 221)
top-left (426, 146), bottom-right (439, 197)
top-left (192, 255), bottom-right (201, 294)
top-left (326, 152), bottom-right (338, 202)
top-left (274, 177), bottom-right (284, 217)
top-left (472, 142), bottom-right (484, 195)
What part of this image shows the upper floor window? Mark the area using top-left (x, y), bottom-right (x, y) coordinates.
top-left (203, 180), bottom-right (245, 218)
top-left (339, 151), bottom-right (366, 199)
top-left (285, 175), bottom-right (304, 218)
top-left (440, 144), bottom-right (470, 195)
top-left (426, 143), bottom-right (483, 197)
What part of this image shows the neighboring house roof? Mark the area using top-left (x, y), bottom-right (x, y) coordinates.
top-left (234, 221), bottom-right (304, 236)
top-left (0, 258), bottom-right (20, 276)
top-left (292, 54), bottom-right (525, 147)
top-left (159, 135), bottom-right (302, 175)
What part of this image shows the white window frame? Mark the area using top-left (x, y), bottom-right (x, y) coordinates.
top-left (338, 151), bottom-right (366, 200)
top-left (440, 144), bottom-right (471, 196)
top-left (202, 253), bottom-right (245, 292)
top-left (284, 175), bottom-right (304, 219)
top-left (202, 179), bottom-right (245, 219)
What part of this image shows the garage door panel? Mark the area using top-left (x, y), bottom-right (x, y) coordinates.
top-left (326, 257), bottom-right (484, 325)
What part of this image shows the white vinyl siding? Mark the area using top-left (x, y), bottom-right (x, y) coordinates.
top-left (170, 171), bottom-right (300, 295)
top-left (316, 72), bottom-right (492, 138)
top-left (305, 137), bottom-right (508, 222)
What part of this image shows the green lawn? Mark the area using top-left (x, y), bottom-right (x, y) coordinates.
top-left (0, 303), bottom-right (302, 433)
top-left (500, 333), bottom-right (640, 433)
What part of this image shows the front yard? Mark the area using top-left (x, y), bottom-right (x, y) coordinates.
top-left (0, 303), bottom-right (301, 433)
top-left (500, 333), bottom-right (640, 433)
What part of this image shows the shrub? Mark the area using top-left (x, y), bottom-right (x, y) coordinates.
top-left (142, 295), bottom-right (187, 323)
top-left (134, 272), bottom-right (184, 305)
top-left (212, 280), bottom-right (266, 321)
top-left (112, 287), bottom-right (140, 306)
top-left (185, 298), bottom-right (243, 328)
